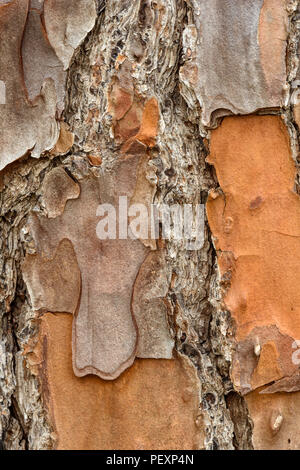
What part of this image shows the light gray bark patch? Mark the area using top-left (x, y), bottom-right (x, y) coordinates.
top-left (22, 238), bottom-right (81, 314)
top-left (24, 174), bottom-right (142, 380)
top-left (41, 167), bottom-right (80, 218)
top-left (22, 9), bottom-right (66, 111)
top-left (44, 0), bottom-right (97, 70)
top-left (23, 155), bottom-right (174, 380)
top-left (0, 0), bottom-right (97, 171)
top-left (181, 0), bottom-right (286, 126)
top-left (0, 0), bottom-right (59, 170)
top-left (133, 249), bottom-right (174, 359)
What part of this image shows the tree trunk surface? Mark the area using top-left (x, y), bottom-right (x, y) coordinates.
top-left (0, 0), bottom-right (300, 450)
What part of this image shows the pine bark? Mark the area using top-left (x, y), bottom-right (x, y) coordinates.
top-left (0, 0), bottom-right (299, 450)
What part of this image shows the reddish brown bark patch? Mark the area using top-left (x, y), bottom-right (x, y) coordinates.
top-left (207, 115), bottom-right (300, 394)
top-left (34, 314), bottom-right (202, 450)
top-left (246, 389), bottom-right (300, 449)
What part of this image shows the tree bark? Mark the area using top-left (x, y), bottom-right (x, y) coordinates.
top-left (0, 0), bottom-right (299, 450)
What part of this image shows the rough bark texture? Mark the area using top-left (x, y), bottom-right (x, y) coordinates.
top-left (0, 0), bottom-right (300, 450)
